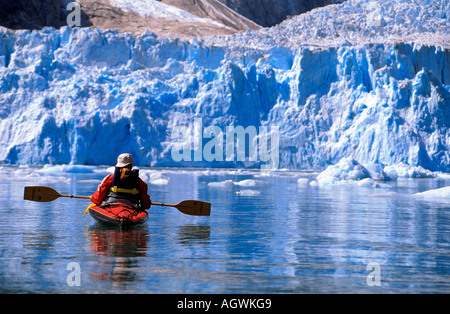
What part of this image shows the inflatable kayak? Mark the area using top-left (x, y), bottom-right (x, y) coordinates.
top-left (89, 204), bottom-right (148, 227)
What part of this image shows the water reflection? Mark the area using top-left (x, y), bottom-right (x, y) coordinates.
top-left (86, 224), bottom-right (148, 285)
top-left (83, 223), bottom-right (212, 287)
top-left (177, 225), bottom-right (211, 245)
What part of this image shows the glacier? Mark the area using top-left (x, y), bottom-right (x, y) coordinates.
top-left (0, 0), bottom-right (449, 172)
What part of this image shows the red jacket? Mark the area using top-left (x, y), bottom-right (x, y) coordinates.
top-left (90, 174), bottom-right (152, 209)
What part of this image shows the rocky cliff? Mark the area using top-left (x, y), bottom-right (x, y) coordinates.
top-left (0, 0), bottom-right (64, 29)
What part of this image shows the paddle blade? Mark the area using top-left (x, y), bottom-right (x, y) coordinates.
top-left (175, 200), bottom-right (211, 216)
top-left (24, 186), bottom-right (62, 202)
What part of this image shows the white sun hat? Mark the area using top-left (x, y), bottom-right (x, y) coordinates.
top-left (116, 153), bottom-right (135, 168)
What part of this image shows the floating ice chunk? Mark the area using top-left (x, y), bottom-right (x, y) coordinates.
top-left (207, 180), bottom-right (234, 188)
top-left (140, 170), bottom-right (169, 185)
top-left (236, 189), bottom-right (260, 196)
top-left (11, 170), bottom-right (73, 183)
top-left (413, 186), bottom-right (450, 200)
top-left (233, 179), bottom-right (267, 187)
top-left (437, 172), bottom-right (450, 179)
top-left (297, 178), bottom-right (310, 186)
top-left (318, 158), bottom-right (370, 181)
top-left (149, 178), bottom-right (169, 185)
top-left (37, 165), bottom-right (95, 174)
top-left (366, 191), bottom-right (405, 198)
top-left (105, 166), bottom-right (116, 174)
top-left (315, 158), bottom-right (396, 187)
top-left (384, 163), bottom-right (436, 178)
top-left (316, 157), bottom-right (371, 186)
top-left (356, 178), bottom-right (375, 187)
top-left (36, 176), bottom-right (73, 184)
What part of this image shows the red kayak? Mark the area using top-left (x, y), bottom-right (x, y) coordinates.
top-left (89, 204), bottom-right (148, 227)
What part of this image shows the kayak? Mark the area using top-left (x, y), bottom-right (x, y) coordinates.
top-left (89, 204), bottom-right (148, 227)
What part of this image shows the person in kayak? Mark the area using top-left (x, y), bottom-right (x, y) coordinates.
top-left (90, 153), bottom-right (151, 210)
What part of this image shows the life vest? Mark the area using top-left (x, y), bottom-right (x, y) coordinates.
top-left (105, 167), bottom-right (141, 206)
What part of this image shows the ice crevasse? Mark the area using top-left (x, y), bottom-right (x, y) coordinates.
top-left (0, 25), bottom-right (448, 172)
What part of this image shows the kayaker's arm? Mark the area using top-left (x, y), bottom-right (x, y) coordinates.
top-left (139, 179), bottom-right (151, 210)
top-left (90, 175), bottom-right (113, 205)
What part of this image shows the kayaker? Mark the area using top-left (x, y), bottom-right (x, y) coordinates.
top-left (90, 153), bottom-right (151, 210)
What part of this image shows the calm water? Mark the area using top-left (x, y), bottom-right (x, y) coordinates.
top-left (0, 166), bottom-right (449, 294)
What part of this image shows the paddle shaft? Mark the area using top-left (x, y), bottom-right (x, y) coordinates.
top-left (60, 194), bottom-right (91, 200)
top-left (151, 202), bottom-right (176, 207)
top-left (61, 195), bottom-right (176, 208)
top-left (58, 194), bottom-right (174, 207)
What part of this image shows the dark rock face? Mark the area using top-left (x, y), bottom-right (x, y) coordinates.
top-left (0, 0), bottom-right (65, 29)
top-left (217, 0), bottom-right (346, 27)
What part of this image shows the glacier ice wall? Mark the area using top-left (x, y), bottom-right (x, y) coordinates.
top-left (0, 27), bottom-right (449, 171)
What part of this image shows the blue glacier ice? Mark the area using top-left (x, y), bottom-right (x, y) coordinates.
top-left (0, 0), bottom-right (449, 173)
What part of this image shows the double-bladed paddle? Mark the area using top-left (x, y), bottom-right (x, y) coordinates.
top-left (23, 186), bottom-right (211, 216)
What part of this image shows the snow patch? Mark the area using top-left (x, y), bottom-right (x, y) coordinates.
top-left (109, 0), bottom-right (227, 28)
top-left (111, 0), bottom-right (203, 21)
